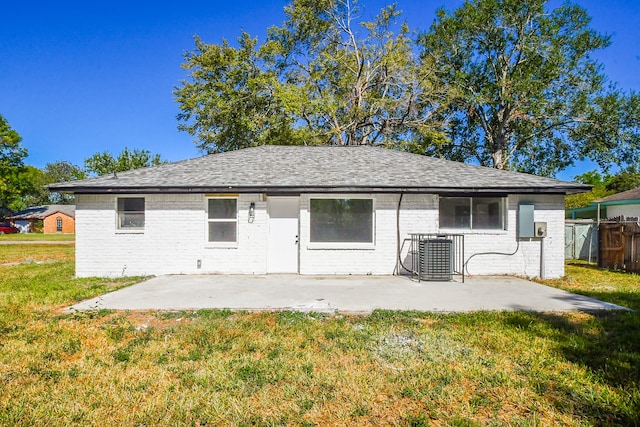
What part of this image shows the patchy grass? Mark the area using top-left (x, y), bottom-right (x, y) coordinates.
top-left (0, 244), bottom-right (75, 264)
top-left (0, 233), bottom-right (75, 241)
top-left (0, 245), bottom-right (141, 314)
top-left (542, 261), bottom-right (640, 311)
top-left (0, 248), bottom-right (639, 426)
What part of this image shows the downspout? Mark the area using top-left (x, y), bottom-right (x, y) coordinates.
top-left (396, 193), bottom-right (411, 275)
top-left (596, 202), bottom-right (601, 266)
top-left (540, 236), bottom-right (545, 280)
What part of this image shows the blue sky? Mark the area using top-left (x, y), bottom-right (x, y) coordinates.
top-left (1, 0), bottom-right (638, 181)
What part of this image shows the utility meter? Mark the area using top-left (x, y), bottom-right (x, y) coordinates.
top-left (534, 222), bottom-right (547, 238)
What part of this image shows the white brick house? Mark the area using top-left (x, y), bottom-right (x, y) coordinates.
top-left (51, 146), bottom-right (588, 279)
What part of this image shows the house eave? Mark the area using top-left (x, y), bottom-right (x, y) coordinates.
top-left (591, 199), bottom-right (640, 207)
top-left (50, 185), bottom-right (583, 195)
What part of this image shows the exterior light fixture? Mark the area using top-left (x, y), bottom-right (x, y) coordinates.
top-left (249, 202), bottom-right (256, 223)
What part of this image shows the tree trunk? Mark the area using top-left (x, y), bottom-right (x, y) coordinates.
top-left (492, 129), bottom-right (508, 169)
top-left (492, 150), bottom-right (504, 169)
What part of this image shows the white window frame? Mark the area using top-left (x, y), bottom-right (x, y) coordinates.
top-left (206, 196), bottom-right (238, 246)
top-left (116, 197), bottom-right (145, 232)
top-left (56, 217), bottom-right (63, 232)
top-left (307, 195), bottom-right (375, 249)
top-left (439, 196), bottom-right (507, 232)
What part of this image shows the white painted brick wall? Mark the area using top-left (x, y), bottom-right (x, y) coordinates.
top-left (75, 194), bottom-right (268, 277)
top-left (460, 195), bottom-right (565, 278)
top-left (298, 193), bottom-right (564, 278)
top-left (76, 192), bottom-right (565, 278)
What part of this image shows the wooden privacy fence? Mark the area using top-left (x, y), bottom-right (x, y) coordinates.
top-left (598, 217), bottom-right (640, 273)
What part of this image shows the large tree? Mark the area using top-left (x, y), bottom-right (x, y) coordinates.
top-left (84, 147), bottom-right (166, 177)
top-left (175, 0), bottom-right (448, 154)
top-left (0, 114), bottom-right (28, 211)
top-left (419, 0), bottom-right (640, 176)
top-left (175, 32), bottom-right (299, 153)
top-left (15, 166), bottom-right (50, 210)
top-left (11, 161), bottom-right (86, 209)
top-left (44, 161), bottom-right (86, 204)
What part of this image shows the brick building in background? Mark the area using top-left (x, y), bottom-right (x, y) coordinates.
top-left (9, 205), bottom-right (75, 234)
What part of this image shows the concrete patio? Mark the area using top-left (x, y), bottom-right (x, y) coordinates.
top-left (68, 274), bottom-right (627, 313)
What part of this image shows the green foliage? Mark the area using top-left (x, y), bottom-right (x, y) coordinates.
top-left (419, 0), bottom-right (638, 176)
top-left (566, 170), bottom-right (612, 209)
top-left (265, 0), bottom-right (447, 147)
top-left (175, 32), bottom-right (301, 153)
top-left (9, 161), bottom-right (85, 210)
top-left (45, 161), bottom-right (86, 183)
top-left (43, 161), bottom-right (86, 204)
top-left (1, 115), bottom-right (86, 210)
top-left (0, 114), bottom-right (28, 211)
top-left (12, 166), bottom-right (50, 211)
top-left (175, 0), bottom-right (447, 153)
top-left (565, 187), bottom-right (612, 210)
top-left (84, 147), bottom-right (166, 176)
top-left (176, 0), bottom-right (639, 174)
top-left (605, 167), bottom-right (640, 193)
top-left (574, 90), bottom-right (640, 173)
top-left (565, 167), bottom-right (640, 209)
top-left (574, 170), bottom-right (611, 187)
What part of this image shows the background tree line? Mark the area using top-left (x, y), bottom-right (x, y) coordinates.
top-left (175, 0), bottom-right (639, 178)
top-left (3, 0), bottom-right (640, 214)
top-left (1, 114), bottom-right (165, 213)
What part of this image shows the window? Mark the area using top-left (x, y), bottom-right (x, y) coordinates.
top-left (439, 197), bottom-right (505, 230)
top-left (310, 198), bottom-right (373, 243)
top-left (117, 197), bottom-right (145, 229)
top-left (207, 198), bottom-right (237, 242)
top-left (56, 217), bottom-right (62, 232)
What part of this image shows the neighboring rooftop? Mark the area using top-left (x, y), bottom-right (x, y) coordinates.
top-left (594, 187), bottom-right (640, 204)
top-left (9, 205), bottom-right (75, 220)
top-left (50, 145), bottom-right (589, 195)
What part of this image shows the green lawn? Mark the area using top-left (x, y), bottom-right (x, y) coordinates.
top-left (0, 247), bottom-right (638, 426)
top-left (0, 233), bottom-right (75, 241)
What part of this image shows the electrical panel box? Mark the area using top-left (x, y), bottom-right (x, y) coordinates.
top-left (534, 222), bottom-right (547, 238)
top-left (518, 204), bottom-right (535, 238)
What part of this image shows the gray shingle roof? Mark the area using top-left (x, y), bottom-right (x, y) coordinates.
top-left (49, 145), bottom-right (589, 195)
top-left (9, 205), bottom-right (75, 220)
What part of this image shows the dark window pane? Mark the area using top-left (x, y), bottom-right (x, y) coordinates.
top-left (117, 198), bottom-right (145, 229)
top-left (208, 222), bottom-right (237, 242)
top-left (310, 199), bottom-right (373, 243)
top-left (208, 199), bottom-right (237, 219)
top-left (439, 197), bottom-right (470, 228)
top-left (118, 197), bottom-right (145, 212)
top-left (472, 198), bottom-right (502, 229)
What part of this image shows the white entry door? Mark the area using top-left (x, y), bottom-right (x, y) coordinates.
top-left (267, 197), bottom-right (299, 273)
